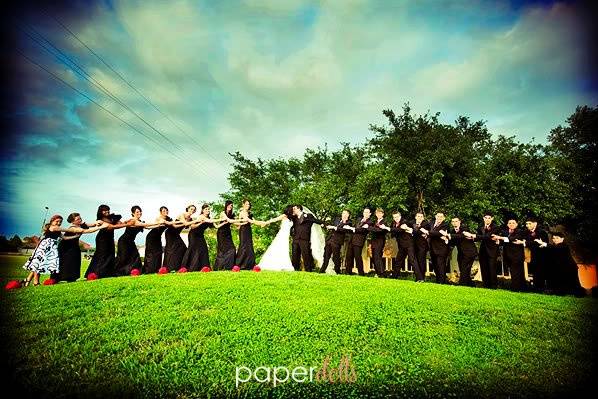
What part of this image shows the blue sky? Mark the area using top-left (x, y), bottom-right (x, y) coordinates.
top-left (1, 0), bottom-right (596, 241)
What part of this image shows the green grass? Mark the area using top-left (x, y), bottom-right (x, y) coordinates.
top-left (1, 255), bottom-right (595, 398)
top-left (0, 253), bottom-right (91, 283)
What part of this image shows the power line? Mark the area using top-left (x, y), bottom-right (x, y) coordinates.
top-left (19, 24), bottom-right (221, 181)
top-left (17, 49), bottom-right (206, 179)
top-left (49, 12), bottom-right (230, 170)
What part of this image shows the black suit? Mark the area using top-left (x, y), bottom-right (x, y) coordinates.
top-left (390, 218), bottom-right (416, 278)
top-left (411, 220), bottom-right (430, 281)
top-left (525, 227), bottom-right (549, 291)
top-left (546, 243), bottom-right (584, 296)
top-left (428, 221), bottom-right (450, 283)
top-left (291, 212), bottom-right (323, 272)
top-left (499, 227), bottom-right (526, 291)
top-left (321, 218), bottom-right (352, 273)
top-left (346, 217), bottom-right (371, 275)
top-left (449, 225), bottom-right (477, 286)
top-left (369, 218), bottom-right (388, 277)
top-left (476, 223), bottom-right (501, 288)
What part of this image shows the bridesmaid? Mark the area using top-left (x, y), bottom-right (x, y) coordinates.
top-left (163, 205), bottom-right (196, 271)
top-left (85, 205), bottom-right (130, 278)
top-left (182, 204), bottom-right (223, 271)
top-left (235, 199), bottom-right (266, 270)
top-left (115, 206), bottom-right (164, 276)
top-left (214, 200), bottom-right (238, 270)
top-left (144, 206), bottom-right (173, 274)
top-left (24, 214), bottom-right (107, 286)
top-left (55, 213), bottom-right (106, 282)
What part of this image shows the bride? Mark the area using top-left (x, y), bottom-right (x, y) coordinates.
top-left (258, 205), bottom-right (333, 273)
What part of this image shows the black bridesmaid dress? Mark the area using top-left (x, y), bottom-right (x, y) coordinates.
top-left (182, 222), bottom-right (213, 271)
top-left (114, 226), bottom-right (144, 276)
top-left (57, 230), bottom-right (83, 282)
top-left (163, 223), bottom-right (187, 271)
top-left (144, 217), bottom-right (170, 273)
top-left (85, 227), bottom-right (116, 278)
top-left (215, 221), bottom-right (236, 270)
top-left (235, 216), bottom-right (256, 270)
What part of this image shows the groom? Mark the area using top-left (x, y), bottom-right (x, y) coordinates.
top-left (290, 204), bottom-right (324, 272)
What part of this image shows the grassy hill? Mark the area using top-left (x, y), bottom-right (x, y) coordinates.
top-left (1, 255), bottom-right (595, 398)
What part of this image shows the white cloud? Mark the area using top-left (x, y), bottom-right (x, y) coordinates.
top-left (114, 1), bottom-right (211, 78)
top-left (243, 0), bottom-right (308, 13)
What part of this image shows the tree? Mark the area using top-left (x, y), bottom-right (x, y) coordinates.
top-left (9, 235), bottom-right (23, 250)
top-left (227, 144), bottom-right (369, 221)
top-left (480, 136), bottom-right (575, 225)
top-left (293, 144), bottom-right (371, 220)
top-left (0, 235), bottom-right (9, 252)
top-left (548, 105), bottom-right (598, 260)
top-left (224, 144), bottom-right (370, 260)
top-left (222, 103), bottom-right (591, 261)
top-left (368, 103), bottom-right (492, 217)
top-left (0, 235), bottom-right (23, 252)
top-left (227, 151), bottom-right (301, 220)
top-left (22, 236), bottom-right (39, 249)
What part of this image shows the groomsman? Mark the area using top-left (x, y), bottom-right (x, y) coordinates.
top-left (389, 211), bottom-right (416, 278)
top-left (524, 216), bottom-right (549, 292)
top-left (470, 211), bottom-right (501, 289)
top-left (344, 207), bottom-right (372, 276)
top-left (321, 210), bottom-right (352, 274)
top-left (369, 208), bottom-right (389, 277)
top-left (411, 212), bottom-right (429, 282)
top-left (422, 212), bottom-right (450, 284)
top-left (290, 205), bottom-right (324, 272)
top-left (447, 217), bottom-right (477, 286)
top-left (494, 216), bottom-right (527, 292)
top-left (546, 232), bottom-right (584, 296)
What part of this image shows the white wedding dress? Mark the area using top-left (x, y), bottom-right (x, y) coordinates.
top-left (259, 218), bottom-right (295, 271)
top-left (258, 209), bottom-right (333, 274)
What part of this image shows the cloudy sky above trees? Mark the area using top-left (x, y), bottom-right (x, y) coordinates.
top-left (1, 0), bottom-right (596, 236)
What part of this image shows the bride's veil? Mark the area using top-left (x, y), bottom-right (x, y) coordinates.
top-left (302, 206), bottom-right (336, 275)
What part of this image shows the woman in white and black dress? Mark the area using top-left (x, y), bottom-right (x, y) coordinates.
top-left (23, 214), bottom-right (107, 286)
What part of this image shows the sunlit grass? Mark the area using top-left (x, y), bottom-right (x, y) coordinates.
top-left (1, 255), bottom-right (595, 398)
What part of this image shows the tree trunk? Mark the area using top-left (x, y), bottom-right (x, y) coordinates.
top-left (417, 191), bottom-right (426, 218)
